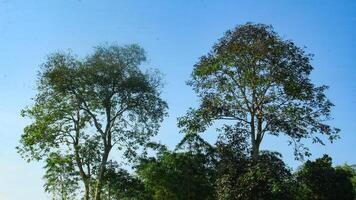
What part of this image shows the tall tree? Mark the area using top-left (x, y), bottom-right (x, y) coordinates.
top-left (178, 23), bottom-right (339, 161)
top-left (18, 44), bottom-right (168, 200)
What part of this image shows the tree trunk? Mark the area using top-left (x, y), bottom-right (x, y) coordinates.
top-left (251, 108), bottom-right (263, 162)
top-left (73, 118), bottom-right (91, 200)
top-left (74, 144), bottom-right (90, 200)
top-left (94, 146), bottom-right (111, 200)
top-left (252, 113), bottom-right (263, 162)
top-left (250, 112), bottom-right (260, 162)
top-left (84, 182), bottom-right (90, 200)
top-left (251, 139), bottom-right (260, 162)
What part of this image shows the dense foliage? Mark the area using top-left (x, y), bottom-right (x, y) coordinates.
top-left (101, 161), bottom-right (150, 200)
top-left (296, 155), bottom-right (355, 200)
top-left (137, 151), bottom-right (216, 200)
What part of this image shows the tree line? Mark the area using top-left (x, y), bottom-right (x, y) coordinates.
top-left (17, 23), bottom-right (355, 200)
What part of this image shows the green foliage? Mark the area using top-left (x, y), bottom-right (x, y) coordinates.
top-left (137, 151), bottom-right (216, 200)
top-left (101, 161), bottom-right (150, 200)
top-left (215, 131), bottom-right (296, 200)
top-left (234, 152), bottom-right (296, 200)
top-left (178, 23), bottom-right (339, 160)
top-left (296, 155), bottom-right (355, 200)
top-left (336, 164), bottom-right (356, 197)
top-left (43, 152), bottom-right (79, 200)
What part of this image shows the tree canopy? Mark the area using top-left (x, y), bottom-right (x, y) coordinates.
top-left (178, 23), bottom-right (339, 160)
top-left (18, 44), bottom-right (168, 200)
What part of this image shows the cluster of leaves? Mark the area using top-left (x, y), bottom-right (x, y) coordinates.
top-left (214, 132), bottom-right (297, 200)
top-left (43, 152), bottom-right (79, 200)
top-left (296, 155), bottom-right (355, 200)
top-left (137, 151), bottom-right (216, 200)
top-left (101, 161), bottom-right (150, 200)
top-left (134, 131), bottom-right (355, 200)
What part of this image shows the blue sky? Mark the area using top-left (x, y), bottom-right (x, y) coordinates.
top-left (0, 0), bottom-right (355, 199)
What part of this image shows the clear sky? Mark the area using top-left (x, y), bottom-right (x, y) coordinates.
top-left (0, 0), bottom-right (355, 199)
